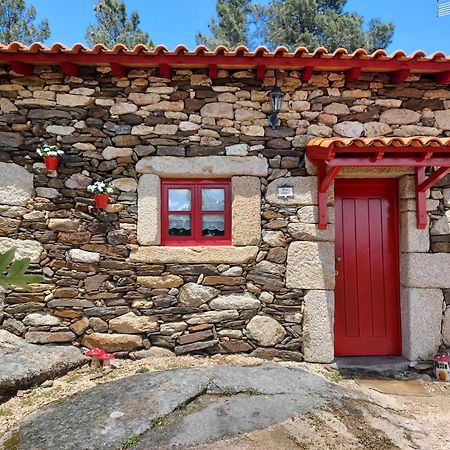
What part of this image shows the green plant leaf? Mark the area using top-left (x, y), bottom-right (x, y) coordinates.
top-left (0, 248), bottom-right (43, 291)
top-left (0, 248), bottom-right (15, 273)
top-left (8, 258), bottom-right (31, 277)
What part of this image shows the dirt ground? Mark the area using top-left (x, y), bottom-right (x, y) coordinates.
top-left (1, 355), bottom-right (449, 449)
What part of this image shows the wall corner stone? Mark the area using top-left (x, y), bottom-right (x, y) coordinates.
top-left (303, 290), bottom-right (335, 363)
top-left (401, 287), bottom-right (443, 360)
top-left (232, 176), bottom-right (261, 246)
top-left (137, 174), bottom-right (160, 246)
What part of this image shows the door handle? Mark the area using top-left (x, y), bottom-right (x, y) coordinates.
top-left (335, 256), bottom-right (342, 263)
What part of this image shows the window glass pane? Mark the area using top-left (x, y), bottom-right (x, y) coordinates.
top-left (168, 214), bottom-right (191, 236)
top-left (202, 214), bottom-right (225, 236)
top-left (202, 188), bottom-right (225, 211)
top-left (168, 189), bottom-right (191, 211)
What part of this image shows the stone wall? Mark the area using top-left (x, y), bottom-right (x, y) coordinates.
top-left (0, 64), bottom-right (449, 361)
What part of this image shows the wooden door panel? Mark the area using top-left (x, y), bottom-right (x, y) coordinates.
top-left (334, 179), bottom-right (401, 356)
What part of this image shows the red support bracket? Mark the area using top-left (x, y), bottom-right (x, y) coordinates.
top-left (390, 68), bottom-right (410, 84)
top-left (345, 66), bottom-right (361, 83)
top-left (319, 166), bottom-right (341, 193)
top-left (10, 61), bottom-right (33, 76)
top-left (159, 63), bottom-right (172, 79)
top-left (317, 164), bottom-right (341, 229)
top-left (415, 167), bottom-right (427, 229)
top-left (434, 71), bottom-right (450, 85)
top-left (308, 142), bottom-right (450, 230)
top-left (301, 66), bottom-right (314, 82)
top-left (369, 151), bottom-right (385, 162)
top-left (417, 151), bottom-right (433, 162)
top-left (208, 64), bottom-right (218, 79)
top-left (255, 64), bottom-right (266, 81)
top-left (110, 63), bottom-right (127, 77)
top-left (60, 62), bottom-right (79, 77)
top-left (418, 166), bottom-right (450, 192)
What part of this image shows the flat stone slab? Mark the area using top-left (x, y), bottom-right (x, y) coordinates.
top-left (1, 364), bottom-right (353, 450)
top-left (0, 331), bottom-right (87, 395)
top-left (334, 356), bottom-right (411, 376)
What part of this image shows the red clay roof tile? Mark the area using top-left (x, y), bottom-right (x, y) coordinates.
top-left (0, 42), bottom-right (447, 60)
top-left (307, 136), bottom-right (450, 149)
top-left (0, 43), bottom-right (449, 76)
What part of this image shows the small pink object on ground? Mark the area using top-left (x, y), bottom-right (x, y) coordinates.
top-left (86, 348), bottom-right (105, 369)
top-left (432, 353), bottom-right (450, 382)
top-left (100, 353), bottom-right (115, 368)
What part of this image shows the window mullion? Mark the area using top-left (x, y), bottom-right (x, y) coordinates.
top-left (193, 185), bottom-right (201, 243)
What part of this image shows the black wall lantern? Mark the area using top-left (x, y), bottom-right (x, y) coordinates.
top-left (267, 85), bottom-right (285, 129)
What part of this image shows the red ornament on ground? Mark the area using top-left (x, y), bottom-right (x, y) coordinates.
top-left (100, 353), bottom-right (115, 368)
top-left (94, 193), bottom-right (110, 209)
top-left (43, 156), bottom-right (60, 171)
top-left (86, 347), bottom-right (105, 368)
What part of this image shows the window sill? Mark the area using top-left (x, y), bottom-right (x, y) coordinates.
top-left (129, 245), bottom-right (258, 264)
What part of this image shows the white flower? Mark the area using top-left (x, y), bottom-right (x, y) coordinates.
top-left (36, 144), bottom-right (64, 157)
top-left (87, 180), bottom-right (115, 194)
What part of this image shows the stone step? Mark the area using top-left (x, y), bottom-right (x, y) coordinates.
top-left (332, 356), bottom-right (411, 376)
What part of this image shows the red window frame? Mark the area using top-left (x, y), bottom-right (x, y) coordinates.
top-left (161, 179), bottom-right (231, 246)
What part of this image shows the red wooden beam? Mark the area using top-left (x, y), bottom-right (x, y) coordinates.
top-left (60, 62), bottom-right (79, 77)
top-left (301, 66), bottom-right (314, 82)
top-left (418, 166), bottom-right (450, 192)
top-left (345, 66), bottom-right (361, 82)
top-left (317, 164), bottom-right (329, 229)
top-left (255, 64), bottom-right (266, 81)
top-left (328, 157), bottom-right (450, 167)
top-left (434, 71), bottom-right (450, 85)
top-left (416, 167), bottom-right (427, 229)
top-left (3, 51), bottom-right (450, 74)
top-left (310, 145), bottom-right (450, 157)
top-left (390, 68), bottom-right (410, 84)
top-left (159, 63), bottom-right (171, 78)
top-left (10, 61), bottom-right (33, 76)
top-left (110, 63), bottom-right (127, 77)
top-left (208, 64), bottom-right (218, 79)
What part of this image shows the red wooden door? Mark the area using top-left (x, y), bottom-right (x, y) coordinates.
top-left (334, 179), bottom-right (401, 356)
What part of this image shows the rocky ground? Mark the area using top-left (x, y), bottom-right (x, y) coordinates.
top-left (0, 350), bottom-right (449, 450)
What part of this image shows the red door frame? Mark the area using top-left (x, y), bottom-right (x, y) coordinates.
top-left (334, 179), bottom-right (402, 356)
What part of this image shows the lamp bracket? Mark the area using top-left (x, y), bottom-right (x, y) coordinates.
top-left (268, 113), bottom-right (279, 129)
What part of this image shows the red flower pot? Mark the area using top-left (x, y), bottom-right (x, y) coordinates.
top-left (94, 193), bottom-right (110, 209)
top-left (43, 156), bottom-right (60, 171)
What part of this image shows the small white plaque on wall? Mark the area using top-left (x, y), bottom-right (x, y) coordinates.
top-left (277, 185), bottom-right (294, 199)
